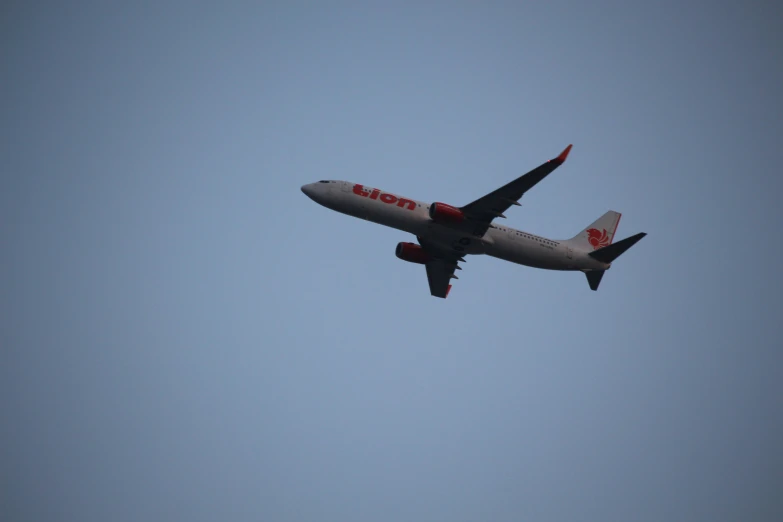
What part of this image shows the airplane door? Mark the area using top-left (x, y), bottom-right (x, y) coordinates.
top-left (567, 246), bottom-right (573, 259)
top-left (341, 181), bottom-right (351, 193)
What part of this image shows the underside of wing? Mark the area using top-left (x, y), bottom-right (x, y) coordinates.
top-left (417, 237), bottom-right (463, 298)
top-left (460, 144), bottom-right (572, 236)
top-left (425, 259), bottom-right (458, 298)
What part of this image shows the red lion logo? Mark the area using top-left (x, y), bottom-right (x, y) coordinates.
top-left (586, 228), bottom-right (610, 249)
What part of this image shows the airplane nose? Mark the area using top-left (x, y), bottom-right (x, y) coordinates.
top-left (301, 184), bottom-right (313, 198)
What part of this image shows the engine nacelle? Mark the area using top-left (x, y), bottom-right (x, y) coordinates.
top-left (429, 202), bottom-right (464, 224)
top-left (395, 242), bottom-right (432, 264)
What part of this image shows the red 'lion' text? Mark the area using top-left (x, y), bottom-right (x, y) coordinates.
top-left (353, 184), bottom-right (416, 210)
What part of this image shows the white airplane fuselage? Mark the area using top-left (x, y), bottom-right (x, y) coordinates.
top-left (301, 180), bottom-right (610, 272)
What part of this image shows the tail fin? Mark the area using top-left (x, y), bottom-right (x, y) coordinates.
top-left (584, 232), bottom-right (647, 291)
top-left (569, 211), bottom-right (622, 251)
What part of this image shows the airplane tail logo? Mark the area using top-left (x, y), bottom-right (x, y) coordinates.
top-left (586, 228), bottom-right (611, 249)
top-left (569, 211), bottom-right (621, 251)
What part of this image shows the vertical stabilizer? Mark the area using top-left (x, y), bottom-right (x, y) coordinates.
top-left (569, 211), bottom-right (622, 251)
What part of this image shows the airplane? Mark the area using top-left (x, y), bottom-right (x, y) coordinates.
top-left (301, 144), bottom-right (646, 298)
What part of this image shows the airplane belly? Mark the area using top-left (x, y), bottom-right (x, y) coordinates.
top-left (418, 223), bottom-right (490, 255)
top-left (485, 232), bottom-right (571, 270)
top-left (363, 199), bottom-right (431, 235)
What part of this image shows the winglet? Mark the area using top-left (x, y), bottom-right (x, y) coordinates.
top-left (552, 144), bottom-right (572, 164)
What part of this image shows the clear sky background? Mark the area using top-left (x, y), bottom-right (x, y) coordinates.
top-left (3, 2), bottom-right (782, 521)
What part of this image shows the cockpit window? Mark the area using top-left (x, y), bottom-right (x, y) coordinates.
top-left (319, 180), bottom-right (330, 183)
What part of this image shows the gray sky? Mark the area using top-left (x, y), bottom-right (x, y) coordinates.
top-left (2, 2), bottom-right (782, 521)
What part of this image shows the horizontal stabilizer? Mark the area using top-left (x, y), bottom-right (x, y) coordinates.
top-left (585, 270), bottom-right (605, 291)
top-left (589, 232), bottom-right (647, 263)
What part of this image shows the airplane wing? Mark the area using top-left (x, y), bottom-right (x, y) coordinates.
top-left (425, 259), bottom-right (459, 298)
top-left (418, 238), bottom-right (463, 298)
top-left (460, 144), bottom-right (572, 237)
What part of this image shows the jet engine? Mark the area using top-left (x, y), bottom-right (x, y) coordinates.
top-left (429, 202), bottom-right (464, 224)
top-left (395, 242), bottom-right (432, 264)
